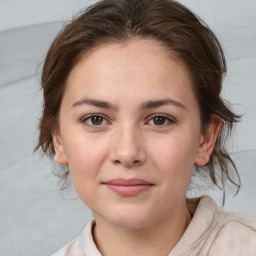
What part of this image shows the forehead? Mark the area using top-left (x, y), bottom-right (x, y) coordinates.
top-left (64, 39), bottom-right (196, 106)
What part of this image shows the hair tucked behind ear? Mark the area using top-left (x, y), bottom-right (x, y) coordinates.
top-left (35, 0), bottom-right (241, 196)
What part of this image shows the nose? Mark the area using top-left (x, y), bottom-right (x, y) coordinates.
top-left (109, 125), bottom-right (147, 168)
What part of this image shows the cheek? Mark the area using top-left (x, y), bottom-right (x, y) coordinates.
top-left (65, 136), bottom-right (109, 186)
top-left (66, 138), bottom-right (109, 205)
top-left (149, 133), bottom-right (198, 178)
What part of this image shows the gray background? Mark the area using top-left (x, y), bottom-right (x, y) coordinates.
top-left (0, 0), bottom-right (255, 255)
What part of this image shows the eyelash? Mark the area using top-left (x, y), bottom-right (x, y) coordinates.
top-left (80, 113), bottom-right (175, 128)
top-left (146, 114), bottom-right (175, 126)
top-left (81, 114), bottom-right (109, 128)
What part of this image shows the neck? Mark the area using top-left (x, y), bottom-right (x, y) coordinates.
top-left (92, 202), bottom-right (191, 256)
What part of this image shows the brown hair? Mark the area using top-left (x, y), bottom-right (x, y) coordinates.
top-left (35, 0), bottom-right (240, 193)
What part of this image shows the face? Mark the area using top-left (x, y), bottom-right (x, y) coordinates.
top-left (53, 39), bottom-right (217, 229)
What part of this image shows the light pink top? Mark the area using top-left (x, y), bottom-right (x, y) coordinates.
top-left (52, 196), bottom-right (256, 255)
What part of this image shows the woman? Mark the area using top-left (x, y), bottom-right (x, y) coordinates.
top-left (35, 0), bottom-right (256, 255)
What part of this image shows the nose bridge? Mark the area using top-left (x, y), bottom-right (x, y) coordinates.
top-left (110, 122), bottom-right (146, 167)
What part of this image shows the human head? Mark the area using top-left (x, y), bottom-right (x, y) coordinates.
top-left (35, 0), bottom-right (240, 193)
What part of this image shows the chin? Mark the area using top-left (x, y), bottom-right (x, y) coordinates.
top-left (102, 204), bottom-right (155, 230)
top-left (110, 217), bottom-right (151, 230)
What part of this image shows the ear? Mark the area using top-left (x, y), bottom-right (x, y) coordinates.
top-left (194, 115), bottom-right (222, 166)
top-left (52, 132), bottom-right (68, 165)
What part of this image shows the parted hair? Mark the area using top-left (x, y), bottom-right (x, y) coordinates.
top-left (35, 0), bottom-right (240, 193)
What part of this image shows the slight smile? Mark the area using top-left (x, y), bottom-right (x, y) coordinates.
top-left (102, 178), bottom-right (154, 197)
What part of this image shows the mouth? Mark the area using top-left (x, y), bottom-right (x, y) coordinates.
top-left (102, 178), bottom-right (154, 197)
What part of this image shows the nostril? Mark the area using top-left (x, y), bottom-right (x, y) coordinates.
top-left (113, 160), bottom-right (121, 165)
top-left (109, 138), bottom-right (147, 167)
top-left (112, 158), bottom-right (142, 167)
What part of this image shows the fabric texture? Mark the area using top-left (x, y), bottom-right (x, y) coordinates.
top-left (52, 196), bottom-right (256, 256)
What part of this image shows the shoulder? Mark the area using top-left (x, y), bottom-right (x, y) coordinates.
top-left (51, 219), bottom-right (99, 256)
top-left (209, 209), bottom-right (256, 255)
top-left (180, 196), bottom-right (256, 256)
top-left (52, 236), bottom-right (83, 256)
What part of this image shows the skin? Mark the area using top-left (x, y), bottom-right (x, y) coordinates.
top-left (53, 39), bottom-right (221, 255)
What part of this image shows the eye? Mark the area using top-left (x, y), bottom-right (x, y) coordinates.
top-left (147, 114), bottom-right (175, 126)
top-left (81, 114), bottom-right (109, 127)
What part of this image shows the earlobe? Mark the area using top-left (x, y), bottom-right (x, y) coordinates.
top-left (194, 115), bottom-right (222, 166)
top-left (52, 132), bottom-right (68, 165)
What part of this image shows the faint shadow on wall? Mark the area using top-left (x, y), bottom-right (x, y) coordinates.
top-left (0, 22), bottom-right (65, 88)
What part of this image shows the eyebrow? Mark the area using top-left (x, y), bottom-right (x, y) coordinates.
top-left (140, 99), bottom-right (185, 110)
top-left (72, 98), bottom-right (118, 110)
top-left (71, 98), bottom-right (185, 110)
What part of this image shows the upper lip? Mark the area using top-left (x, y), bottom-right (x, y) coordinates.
top-left (102, 178), bottom-right (153, 186)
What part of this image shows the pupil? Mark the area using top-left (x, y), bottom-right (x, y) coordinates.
top-left (92, 116), bottom-right (103, 125)
top-left (154, 116), bottom-right (165, 125)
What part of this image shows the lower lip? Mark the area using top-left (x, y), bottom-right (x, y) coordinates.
top-left (105, 184), bottom-right (152, 196)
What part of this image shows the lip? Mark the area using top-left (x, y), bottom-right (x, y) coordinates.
top-left (102, 178), bottom-right (154, 196)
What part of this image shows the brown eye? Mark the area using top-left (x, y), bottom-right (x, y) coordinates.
top-left (82, 114), bottom-right (108, 126)
top-left (147, 114), bottom-right (175, 127)
top-left (91, 116), bottom-right (104, 125)
top-left (153, 116), bottom-right (166, 125)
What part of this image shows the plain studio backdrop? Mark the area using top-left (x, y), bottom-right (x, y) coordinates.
top-left (0, 0), bottom-right (255, 255)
